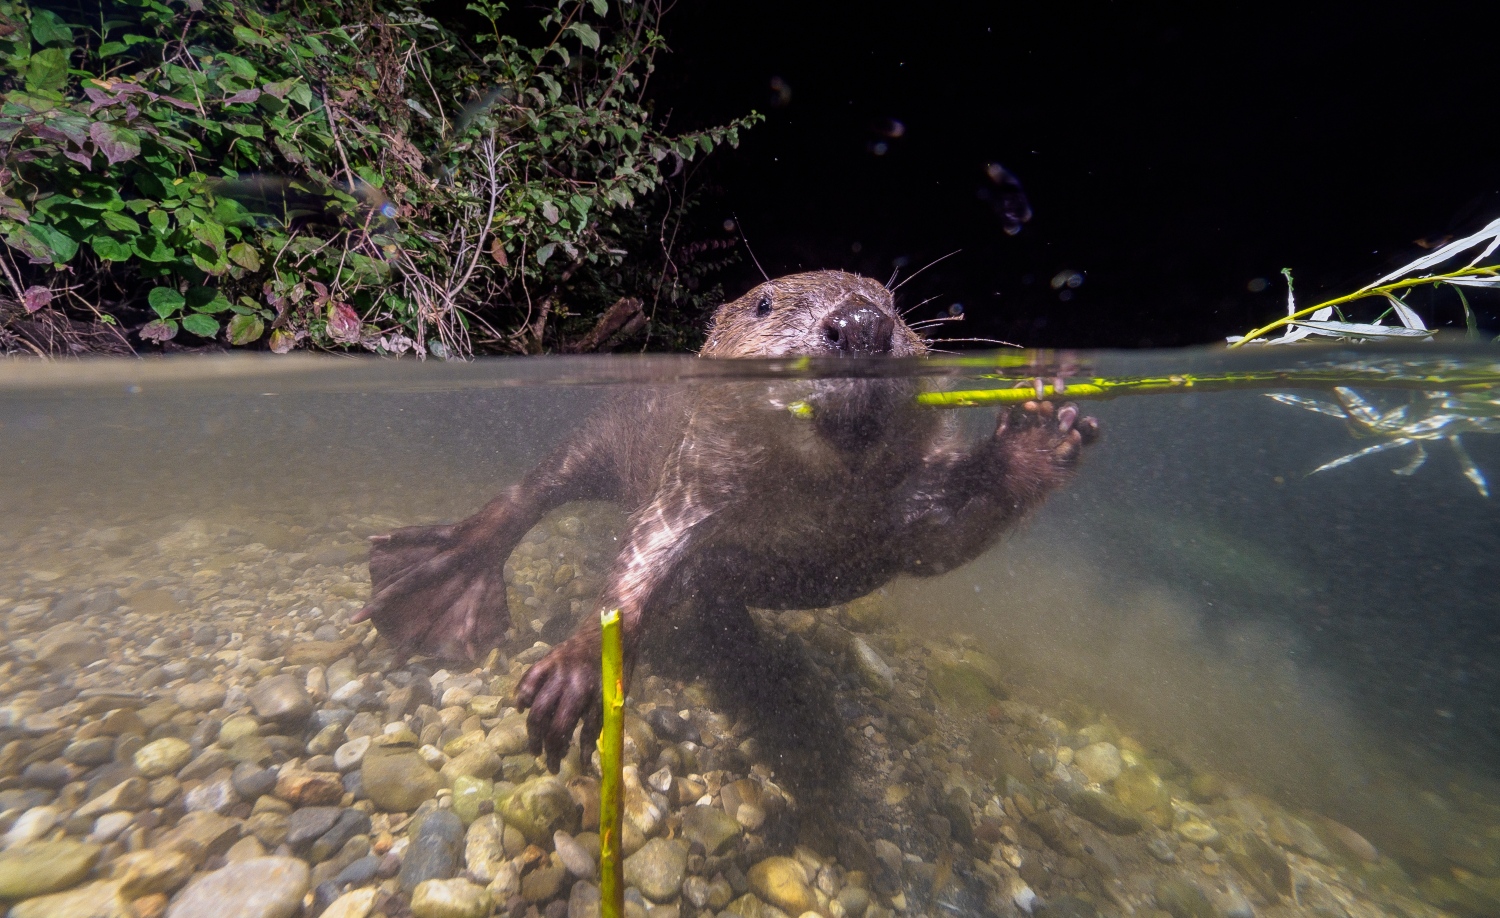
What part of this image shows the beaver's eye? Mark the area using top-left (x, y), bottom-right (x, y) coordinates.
top-left (755, 294), bottom-right (773, 317)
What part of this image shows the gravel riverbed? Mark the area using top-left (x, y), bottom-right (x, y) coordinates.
top-left (0, 504), bottom-right (1493, 918)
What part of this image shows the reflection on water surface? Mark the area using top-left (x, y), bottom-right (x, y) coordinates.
top-left (0, 347), bottom-right (1496, 917)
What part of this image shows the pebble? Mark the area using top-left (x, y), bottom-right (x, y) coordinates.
top-left (555, 830), bottom-right (598, 879)
top-left (285, 806), bottom-right (342, 851)
top-left (849, 638), bottom-right (895, 696)
top-left (1070, 790), bottom-right (1143, 834)
top-left (176, 681), bottom-right (228, 711)
top-left (247, 674), bottom-right (314, 723)
top-left (135, 737), bottom-right (193, 778)
top-left (747, 856), bottom-right (818, 916)
top-left (400, 809), bottom-right (464, 892)
top-left (0, 840), bottom-right (100, 898)
top-left (164, 856), bottom-right (310, 918)
top-left (334, 735), bottom-right (371, 771)
top-left (8, 879), bottom-right (132, 918)
top-left (408, 877), bottom-right (491, 918)
top-left (624, 837), bottom-right (689, 902)
top-left (1074, 743), bottom-right (1122, 784)
top-left (680, 804), bottom-right (742, 855)
top-left (362, 746), bottom-right (444, 812)
top-left (502, 776), bottom-right (582, 844)
top-left (3, 806), bottom-right (60, 849)
top-left (319, 887), bottom-right (379, 918)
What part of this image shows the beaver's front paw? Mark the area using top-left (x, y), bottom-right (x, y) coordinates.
top-left (996, 399), bottom-right (1099, 479)
top-left (516, 634), bottom-right (604, 773)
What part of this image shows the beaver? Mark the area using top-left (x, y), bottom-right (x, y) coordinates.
top-left (354, 270), bottom-right (1097, 771)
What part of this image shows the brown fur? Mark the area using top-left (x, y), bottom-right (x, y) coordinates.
top-left (355, 270), bottom-right (1097, 769)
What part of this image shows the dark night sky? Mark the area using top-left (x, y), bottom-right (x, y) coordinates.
top-left (648, 1), bottom-right (1500, 348)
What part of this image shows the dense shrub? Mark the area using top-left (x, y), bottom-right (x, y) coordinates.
top-left (0, 0), bottom-right (757, 355)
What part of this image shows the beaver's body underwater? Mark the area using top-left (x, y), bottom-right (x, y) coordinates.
top-left (355, 270), bottom-right (1097, 769)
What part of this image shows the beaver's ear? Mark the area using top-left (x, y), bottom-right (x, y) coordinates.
top-left (754, 292), bottom-right (773, 317)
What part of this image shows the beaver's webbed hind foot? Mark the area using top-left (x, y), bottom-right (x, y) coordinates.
top-left (354, 522), bottom-right (510, 660)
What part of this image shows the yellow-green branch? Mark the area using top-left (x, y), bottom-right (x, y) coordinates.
top-left (915, 368), bottom-right (1500, 408)
top-left (598, 608), bottom-right (625, 918)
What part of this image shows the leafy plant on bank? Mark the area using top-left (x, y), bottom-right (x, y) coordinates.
top-left (0, 0), bottom-right (758, 356)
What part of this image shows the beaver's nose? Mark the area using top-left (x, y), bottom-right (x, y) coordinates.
top-left (820, 302), bottom-right (896, 354)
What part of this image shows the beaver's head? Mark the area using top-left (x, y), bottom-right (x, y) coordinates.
top-left (700, 271), bottom-right (928, 359)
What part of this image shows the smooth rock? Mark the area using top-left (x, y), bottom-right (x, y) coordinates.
top-left (176, 682), bottom-right (227, 712)
top-left (285, 806), bottom-right (342, 851)
top-left (1074, 743), bottom-right (1123, 784)
top-left (400, 809), bottom-right (464, 892)
top-left (362, 746), bottom-right (445, 812)
top-left (2, 806), bottom-right (60, 848)
top-left (1155, 879), bottom-right (1220, 918)
top-left (8, 879), bottom-right (130, 918)
top-left (411, 878), bottom-right (492, 918)
top-left (747, 856), bottom-right (817, 916)
top-left (1070, 790), bottom-right (1143, 834)
top-left (334, 736), bottom-right (371, 772)
top-left (501, 776), bottom-right (581, 844)
top-left (624, 838), bottom-right (688, 902)
top-left (184, 772), bottom-right (240, 814)
top-left (555, 830), bottom-right (597, 879)
top-left (849, 638), bottom-right (894, 696)
top-left (319, 887), bottom-right (379, 918)
top-left (165, 856), bottom-right (310, 918)
top-left (680, 804), bottom-right (741, 855)
top-left (521, 863), bottom-right (568, 902)
top-left (0, 840), bottom-right (101, 898)
top-left (135, 738), bottom-right (193, 778)
top-left (309, 808), bottom-right (371, 864)
top-left (111, 847), bottom-right (195, 897)
top-left (247, 675), bottom-right (313, 724)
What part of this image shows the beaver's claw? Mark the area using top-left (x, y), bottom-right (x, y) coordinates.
top-left (515, 634), bottom-right (604, 773)
top-left (994, 399), bottom-right (1099, 482)
top-left (353, 522), bottom-right (509, 660)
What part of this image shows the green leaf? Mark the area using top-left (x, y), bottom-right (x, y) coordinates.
top-left (133, 235), bottom-right (177, 262)
top-left (565, 22), bottom-right (600, 51)
top-left (287, 82), bottom-right (313, 108)
top-left (187, 287), bottom-right (232, 313)
top-left (535, 242), bottom-right (556, 265)
top-left (587, 0), bottom-right (607, 14)
top-left (181, 313), bottom-right (220, 337)
top-left (232, 25), bottom-right (272, 47)
top-left (227, 313), bottom-right (264, 345)
top-left (101, 211), bottom-right (140, 234)
top-left (541, 200), bottom-right (560, 224)
top-left (90, 235), bottom-right (133, 261)
top-left (30, 9), bottom-right (73, 47)
top-left (24, 47), bottom-right (69, 94)
top-left (228, 242), bottom-right (262, 271)
top-left (148, 209), bottom-right (170, 231)
top-left (190, 219), bottom-right (226, 252)
top-left (148, 287), bottom-right (185, 318)
top-left (24, 223), bottom-right (78, 262)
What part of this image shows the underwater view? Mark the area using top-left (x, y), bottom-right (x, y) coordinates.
top-left (1, 345), bottom-right (1497, 918)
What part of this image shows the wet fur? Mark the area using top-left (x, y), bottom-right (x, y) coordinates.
top-left (355, 271), bottom-right (1098, 771)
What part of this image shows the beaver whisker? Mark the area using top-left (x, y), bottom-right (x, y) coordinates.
top-left (908, 316), bottom-right (965, 330)
top-left (900, 294), bottom-right (944, 318)
top-left (892, 249), bottom-right (962, 292)
top-left (927, 336), bottom-right (1021, 348)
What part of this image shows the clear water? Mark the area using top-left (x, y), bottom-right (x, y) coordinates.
top-left (1, 346), bottom-right (1497, 916)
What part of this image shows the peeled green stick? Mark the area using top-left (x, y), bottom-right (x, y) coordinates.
top-left (599, 608), bottom-right (626, 918)
top-left (913, 369), bottom-right (1500, 409)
